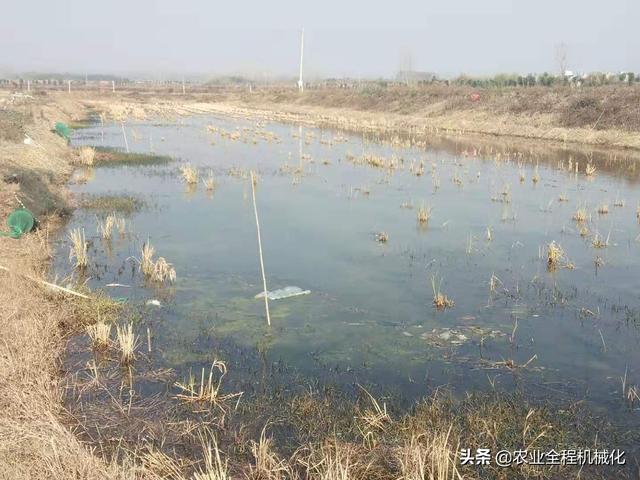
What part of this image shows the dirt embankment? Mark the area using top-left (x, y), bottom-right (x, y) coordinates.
top-left (0, 93), bottom-right (136, 478)
top-left (217, 85), bottom-right (640, 150)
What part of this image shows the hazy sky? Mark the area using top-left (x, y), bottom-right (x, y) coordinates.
top-left (1, 0), bottom-right (638, 78)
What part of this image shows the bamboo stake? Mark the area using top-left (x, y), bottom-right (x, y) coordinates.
top-left (121, 123), bottom-right (130, 153)
top-left (250, 171), bottom-right (271, 326)
top-left (0, 265), bottom-right (90, 299)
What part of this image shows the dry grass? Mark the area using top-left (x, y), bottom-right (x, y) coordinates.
top-left (573, 207), bottom-right (588, 222)
top-left (301, 440), bottom-right (355, 480)
top-left (153, 257), bottom-right (177, 283)
top-left (96, 213), bottom-right (124, 240)
top-left (585, 163), bottom-right (597, 176)
top-left (68, 227), bottom-right (88, 269)
top-left (174, 360), bottom-right (242, 414)
top-left (77, 146), bottom-right (96, 166)
top-left (97, 215), bottom-right (114, 239)
top-left (597, 203), bottom-right (609, 214)
top-left (141, 241), bottom-right (155, 276)
top-left (592, 231), bottom-right (611, 248)
top-left (180, 163), bottom-right (199, 184)
top-left (546, 241), bottom-right (574, 270)
top-left (247, 426), bottom-right (292, 480)
top-left (546, 241), bottom-right (563, 270)
top-left (396, 428), bottom-right (461, 480)
top-left (417, 204), bottom-right (432, 225)
top-left (85, 321), bottom-right (112, 349)
top-left (202, 170), bottom-right (216, 191)
top-left (375, 231), bottom-right (389, 243)
top-left (194, 430), bottom-right (229, 480)
top-left (139, 242), bottom-right (176, 283)
top-left (431, 275), bottom-right (454, 310)
top-left (531, 165), bottom-right (540, 184)
top-left (355, 386), bottom-right (392, 447)
top-left (116, 323), bottom-right (138, 363)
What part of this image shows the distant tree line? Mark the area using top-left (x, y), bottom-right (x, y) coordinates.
top-left (450, 72), bottom-right (637, 88)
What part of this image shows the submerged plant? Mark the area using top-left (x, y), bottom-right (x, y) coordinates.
top-left (597, 204), bottom-right (609, 215)
top-left (68, 228), bottom-right (88, 269)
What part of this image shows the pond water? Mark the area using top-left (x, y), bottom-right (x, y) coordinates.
top-left (58, 114), bottom-right (640, 422)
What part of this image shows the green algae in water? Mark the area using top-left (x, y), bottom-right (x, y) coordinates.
top-left (80, 193), bottom-right (146, 215)
top-left (94, 146), bottom-right (173, 167)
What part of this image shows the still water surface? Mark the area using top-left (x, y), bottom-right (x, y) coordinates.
top-left (59, 114), bottom-right (640, 420)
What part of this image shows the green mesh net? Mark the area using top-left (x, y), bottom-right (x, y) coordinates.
top-left (54, 122), bottom-right (72, 140)
top-left (0, 208), bottom-right (35, 239)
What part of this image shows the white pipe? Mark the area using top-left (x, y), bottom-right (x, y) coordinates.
top-left (298, 28), bottom-right (304, 93)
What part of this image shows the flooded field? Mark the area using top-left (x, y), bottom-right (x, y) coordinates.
top-left (58, 114), bottom-right (640, 424)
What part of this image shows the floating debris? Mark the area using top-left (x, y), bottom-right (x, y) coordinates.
top-left (255, 286), bottom-right (311, 301)
top-left (421, 326), bottom-right (506, 348)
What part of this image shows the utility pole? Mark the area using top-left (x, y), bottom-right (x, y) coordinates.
top-left (297, 28), bottom-right (304, 93)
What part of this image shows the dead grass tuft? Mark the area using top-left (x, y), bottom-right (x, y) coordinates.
top-left (85, 321), bottom-right (112, 349)
top-left (180, 164), bottom-right (199, 184)
top-left (547, 241), bottom-right (574, 271)
top-left (68, 227), bottom-right (88, 269)
top-left (396, 428), bottom-right (461, 480)
top-left (77, 146), bottom-right (96, 166)
top-left (417, 204), bottom-right (432, 225)
top-left (431, 275), bottom-right (454, 310)
top-left (116, 322), bottom-right (138, 363)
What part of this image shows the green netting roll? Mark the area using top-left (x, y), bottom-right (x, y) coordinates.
top-left (54, 122), bottom-right (72, 140)
top-left (0, 209), bottom-right (35, 239)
